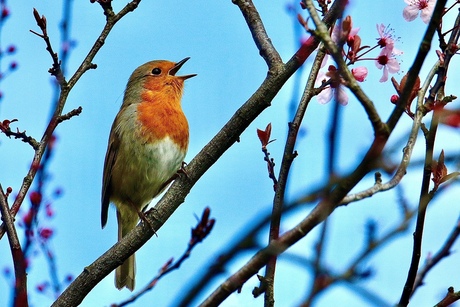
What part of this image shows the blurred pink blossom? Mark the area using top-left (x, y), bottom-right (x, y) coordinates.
top-left (39, 228), bottom-right (54, 240)
top-left (316, 66), bottom-right (349, 105)
top-left (317, 86), bottom-right (348, 105)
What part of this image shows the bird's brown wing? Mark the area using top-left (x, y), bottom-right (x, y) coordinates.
top-left (101, 120), bottom-right (120, 228)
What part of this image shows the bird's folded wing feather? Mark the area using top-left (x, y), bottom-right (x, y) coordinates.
top-left (101, 119), bottom-right (121, 228)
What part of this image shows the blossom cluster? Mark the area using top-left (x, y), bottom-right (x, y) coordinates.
top-left (315, 0), bottom-right (435, 105)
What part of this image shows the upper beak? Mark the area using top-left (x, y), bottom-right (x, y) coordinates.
top-left (169, 57), bottom-right (197, 80)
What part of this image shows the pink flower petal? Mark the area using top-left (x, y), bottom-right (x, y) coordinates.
top-left (420, 2), bottom-right (435, 23)
top-left (403, 5), bottom-right (419, 22)
top-left (376, 23), bottom-right (385, 37)
top-left (375, 60), bottom-right (384, 70)
top-left (317, 87), bottom-right (333, 104)
top-left (379, 67), bottom-right (389, 82)
top-left (350, 27), bottom-right (360, 37)
top-left (387, 59), bottom-right (400, 73)
top-left (392, 46), bottom-right (404, 56)
top-left (337, 87), bottom-right (349, 105)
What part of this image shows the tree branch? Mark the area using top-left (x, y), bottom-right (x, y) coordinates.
top-left (232, 0), bottom-right (283, 69)
top-left (53, 2), bottom-right (344, 305)
top-left (198, 0), bottom-right (444, 303)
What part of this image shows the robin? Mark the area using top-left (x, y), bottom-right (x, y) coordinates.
top-left (101, 57), bottom-right (196, 291)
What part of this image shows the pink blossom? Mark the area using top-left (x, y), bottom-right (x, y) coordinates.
top-left (22, 210), bottom-right (33, 227)
top-left (6, 45), bottom-right (15, 53)
top-left (316, 67), bottom-right (348, 105)
top-left (29, 191), bottom-right (42, 206)
top-left (375, 48), bottom-right (400, 82)
top-left (36, 282), bottom-right (49, 293)
top-left (376, 24), bottom-right (403, 55)
top-left (323, 18), bottom-right (361, 68)
top-left (45, 203), bottom-right (54, 217)
top-left (351, 66), bottom-right (368, 82)
top-left (331, 20), bottom-right (360, 44)
top-left (1, 8), bottom-right (9, 19)
top-left (317, 86), bottom-right (348, 105)
top-left (403, 0), bottom-right (435, 24)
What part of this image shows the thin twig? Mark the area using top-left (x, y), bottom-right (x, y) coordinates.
top-left (31, 8), bottom-right (66, 85)
top-left (341, 60), bottom-right (440, 206)
top-left (399, 85), bottom-right (440, 307)
top-left (398, 3), bottom-right (455, 305)
top-left (412, 217), bottom-right (460, 295)
top-left (434, 287), bottom-right (460, 307)
top-left (0, 184), bottom-right (28, 307)
top-left (256, 123), bottom-right (278, 192)
top-left (114, 208), bottom-right (215, 307)
top-left (57, 106), bottom-right (82, 124)
top-left (280, 48), bottom-right (328, 307)
top-left (0, 119), bottom-right (40, 150)
top-left (0, 0), bottom-right (142, 240)
top-left (260, 44), bottom-right (326, 306)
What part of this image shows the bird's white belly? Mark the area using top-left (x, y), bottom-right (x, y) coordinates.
top-left (112, 135), bottom-right (185, 208)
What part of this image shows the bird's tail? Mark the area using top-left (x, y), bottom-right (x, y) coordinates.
top-left (115, 209), bottom-right (137, 291)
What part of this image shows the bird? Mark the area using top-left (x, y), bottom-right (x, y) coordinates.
top-left (101, 57), bottom-right (196, 291)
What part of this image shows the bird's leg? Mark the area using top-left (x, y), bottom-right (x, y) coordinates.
top-left (128, 201), bottom-right (157, 236)
top-left (178, 161), bottom-right (189, 179)
top-left (158, 161), bottom-right (189, 192)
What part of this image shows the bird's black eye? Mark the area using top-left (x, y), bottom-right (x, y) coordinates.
top-left (151, 67), bottom-right (162, 75)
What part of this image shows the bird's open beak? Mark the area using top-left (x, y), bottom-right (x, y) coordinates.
top-left (169, 57), bottom-right (197, 80)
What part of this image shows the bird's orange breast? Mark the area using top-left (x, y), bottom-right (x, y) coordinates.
top-left (136, 90), bottom-right (189, 151)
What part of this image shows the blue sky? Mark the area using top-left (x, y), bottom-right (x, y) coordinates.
top-left (0, 1), bottom-right (460, 306)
